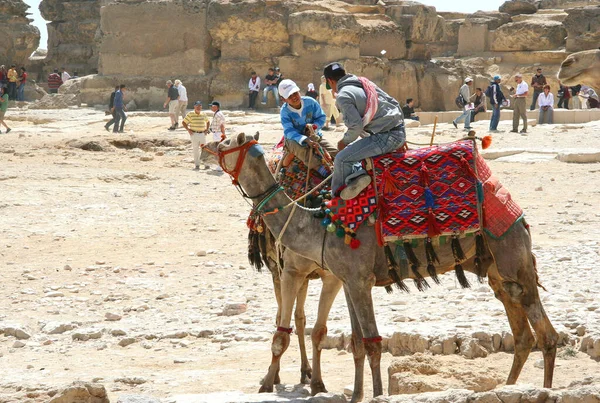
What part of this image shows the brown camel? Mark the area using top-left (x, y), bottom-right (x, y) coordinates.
top-left (558, 48), bottom-right (600, 89)
top-left (205, 133), bottom-right (558, 403)
top-left (203, 146), bottom-right (343, 394)
top-left (252, 229), bottom-right (342, 394)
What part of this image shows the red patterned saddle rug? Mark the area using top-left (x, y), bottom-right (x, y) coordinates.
top-left (476, 155), bottom-right (524, 238)
top-left (374, 139), bottom-right (481, 242)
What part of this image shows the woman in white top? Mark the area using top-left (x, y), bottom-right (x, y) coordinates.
top-left (537, 84), bottom-right (554, 124)
top-left (319, 75), bottom-right (341, 129)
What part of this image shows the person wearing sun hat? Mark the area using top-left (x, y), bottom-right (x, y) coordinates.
top-left (278, 78), bottom-right (337, 171)
top-left (452, 77), bottom-right (473, 131)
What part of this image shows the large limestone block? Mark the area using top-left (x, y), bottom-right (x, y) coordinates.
top-left (467, 11), bottom-right (512, 30)
top-left (288, 11), bottom-right (360, 46)
top-left (48, 381), bottom-right (108, 403)
top-left (564, 6), bottom-right (600, 52)
top-left (0, 0), bottom-right (40, 66)
top-left (385, 2), bottom-right (445, 44)
top-left (490, 20), bottom-right (567, 51)
top-left (538, 0), bottom-right (600, 9)
top-left (358, 19), bottom-right (407, 60)
top-left (40, 0), bottom-right (99, 21)
top-left (499, 0), bottom-right (538, 16)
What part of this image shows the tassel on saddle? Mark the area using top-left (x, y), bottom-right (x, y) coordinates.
top-left (384, 245), bottom-right (409, 293)
top-left (451, 235), bottom-right (470, 289)
top-left (404, 241), bottom-right (430, 291)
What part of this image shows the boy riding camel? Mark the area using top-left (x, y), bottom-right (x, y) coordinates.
top-left (323, 62), bottom-right (406, 200)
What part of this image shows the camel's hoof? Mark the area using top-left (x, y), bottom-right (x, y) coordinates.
top-left (300, 369), bottom-right (312, 384)
top-left (310, 381), bottom-right (327, 396)
top-left (274, 374), bottom-right (281, 385)
top-left (259, 384), bottom-right (273, 393)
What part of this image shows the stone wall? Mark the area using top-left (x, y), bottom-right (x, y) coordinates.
top-left (563, 6), bottom-right (600, 51)
top-left (39, 0), bottom-right (101, 75)
top-left (0, 0), bottom-right (40, 67)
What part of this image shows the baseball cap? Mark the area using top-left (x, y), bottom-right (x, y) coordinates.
top-left (210, 101), bottom-right (220, 108)
top-left (493, 75), bottom-right (501, 81)
top-left (278, 79), bottom-right (300, 99)
top-left (194, 101), bottom-right (202, 106)
top-left (275, 67), bottom-right (280, 71)
top-left (323, 62), bottom-right (346, 80)
top-left (464, 77), bottom-right (473, 83)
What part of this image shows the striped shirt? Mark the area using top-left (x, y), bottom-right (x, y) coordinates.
top-left (183, 111), bottom-right (209, 132)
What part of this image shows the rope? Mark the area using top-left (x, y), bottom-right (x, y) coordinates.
top-left (304, 149), bottom-right (312, 200)
top-left (275, 202), bottom-right (298, 273)
top-left (262, 172), bottom-right (333, 216)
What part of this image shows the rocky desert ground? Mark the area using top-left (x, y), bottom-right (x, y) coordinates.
top-left (1, 106), bottom-right (599, 403)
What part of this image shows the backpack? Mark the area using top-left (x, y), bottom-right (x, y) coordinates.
top-left (485, 84), bottom-right (494, 99)
top-left (455, 93), bottom-right (466, 109)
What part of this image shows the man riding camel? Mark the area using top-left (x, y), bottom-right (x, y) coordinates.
top-left (279, 78), bottom-right (337, 171)
top-left (323, 62), bottom-right (406, 200)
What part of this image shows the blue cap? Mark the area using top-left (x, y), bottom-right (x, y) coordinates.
top-left (194, 101), bottom-right (202, 106)
top-left (493, 75), bottom-right (501, 80)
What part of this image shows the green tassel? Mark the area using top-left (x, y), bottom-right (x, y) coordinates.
top-left (336, 227), bottom-right (345, 238)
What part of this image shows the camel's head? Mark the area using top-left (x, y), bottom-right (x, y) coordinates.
top-left (205, 132), bottom-right (267, 183)
top-left (558, 49), bottom-right (600, 88)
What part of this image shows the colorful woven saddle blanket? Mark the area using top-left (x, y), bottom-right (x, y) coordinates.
top-left (267, 148), bottom-right (331, 204)
top-left (476, 155), bottom-right (524, 238)
top-left (374, 139), bottom-right (481, 242)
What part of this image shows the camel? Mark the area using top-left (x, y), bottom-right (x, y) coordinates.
top-left (202, 145), bottom-right (343, 394)
top-left (205, 132), bottom-right (558, 403)
top-left (251, 228), bottom-right (342, 394)
top-left (558, 48), bottom-right (600, 89)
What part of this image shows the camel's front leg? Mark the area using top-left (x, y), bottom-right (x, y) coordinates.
top-left (345, 273), bottom-right (383, 400)
top-left (295, 278), bottom-right (312, 384)
top-left (310, 271), bottom-right (343, 395)
top-left (259, 268), bottom-right (305, 393)
top-left (343, 285), bottom-right (365, 403)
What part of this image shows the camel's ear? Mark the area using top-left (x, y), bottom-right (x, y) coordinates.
top-left (254, 131), bottom-right (260, 141)
top-left (236, 132), bottom-right (246, 145)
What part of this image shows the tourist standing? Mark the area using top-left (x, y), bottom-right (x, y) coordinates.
top-left (248, 72), bottom-right (260, 109)
top-left (7, 65), bottom-right (18, 100)
top-left (537, 85), bottom-right (554, 124)
top-left (17, 67), bottom-right (27, 102)
top-left (580, 86), bottom-right (599, 109)
top-left (319, 75), bottom-right (340, 130)
top-left (163, 80), bottom-right (179, 130)
top-left (0, 65), bottom-right (7, 91)
top-left (557, 81), bottom-right (571, 109)
top-left (570, 85), bottom-right (581, 109)
top-left (487, 75), bottom-right (505, 133)
top-left (306, 83), bottom-right (318, 100)
top-left (112, 84), bottom-right (127, 133)
top-left (0, 87), bottom-right (11, 133)
top-left (105, 85), bottom-right (119, 132)
top-left (261, 68), bottom-right (279, 107)
top-left (47, 69), bottom-right (62, 94)
top-left (530, 67), bottom-right (546, 111)
top-left (510, 73), bottom-right (529, 134)
top-left (61, 67), bottom-right (71, 83)
top-left (209, 101), bottom-right (226, 142)
top-left (402, 98), bottom-right (419, 121)
top-left (175, 79), bottom-right (188, 126)
top-left (452, 77), bottom-right (473, 131)
top-left (182, 101), bottom-right (210, 170)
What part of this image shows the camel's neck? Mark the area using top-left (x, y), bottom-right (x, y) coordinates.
top-left (241, 159), bottom-right (324, 261)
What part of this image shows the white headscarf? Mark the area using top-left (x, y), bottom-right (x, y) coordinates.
top-left (307, 83), bottom-right (315, 91)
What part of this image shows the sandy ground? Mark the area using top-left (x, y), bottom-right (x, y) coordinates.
top-left (0, 107), bottom-right (599, 402)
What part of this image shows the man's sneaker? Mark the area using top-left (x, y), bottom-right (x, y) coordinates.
top-left (168, 126), bottom-right (176, 131)
top-left (520, 129), bottom-right (527, 134)
top-left (194, 166), bottom-right (200, 171)
top-left (510, 130), bottom-right (518, 133)
top-left (6, 128), bottom-right (10, 134)
top-left (340, 175), bottom-right (372, 200)
top-left (464, 127), bottom-right (472, 131)
top-left (452, 121), bottom-right (458, 129)
top-left (105, 126), bottom-right (110, 132)
top-left (174, 122), bottom-right (179, 129)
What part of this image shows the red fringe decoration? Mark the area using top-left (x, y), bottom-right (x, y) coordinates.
top-left (427, 208), bottom-right (441, 237)
top-left (375, 218), bottom-right (385, 247)
top-left (277, 326), bottom-right (293, 334)
top-left (382, 169), bottom-right (400, 195)
top-left (481, 135), bottom-right (492, 150)
top-left (362, 336), bottom-right (383, 343)
top-left (419, 164), bottom-right (430, 187)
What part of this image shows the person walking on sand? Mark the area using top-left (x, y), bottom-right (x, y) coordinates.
top-left (164, 80), bottom-right (179, 130)
top-left (0, 87), bottom-right (12, 133)
top-left (112, 84), bottom-right (127, 133)
top-left (105, 85), bottom-right (119, 132)
top-left (486, 75), bottom-right (506, 133)
top-left (452, 77), bottom-right (473, 131)
top-left (510, 73), bottom-right (529, 134)
top-left (182, 101), bottom-right (210, 170)
top-left (175, 79), bottom-right (188, 126)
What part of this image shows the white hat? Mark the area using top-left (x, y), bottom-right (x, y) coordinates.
top-left (464, 77), bottom-right (473, 83)
top-left (279, 79), bottom-right (300, 99)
